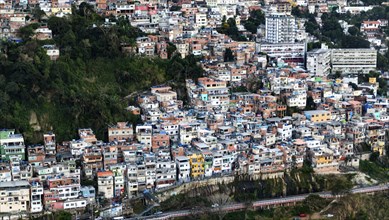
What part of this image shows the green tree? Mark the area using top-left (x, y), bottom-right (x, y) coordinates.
top-left (321, 16), bottom-right (344, 44)
top-left (54, 211), bottom-right (72, 220)
top-left (348, 26), bottom-right (360, 36)
top-left (78, 2), bottom-right (96, 18)
top-left (349, 82), bottom-right (359, 90)
top-left (224, 48), bottom-right (234, 62)
top-left (370, 151), bottom-right (380, 162)
top-left (334, 71), bottom-right (342, 79)
top-left (32, 7), bottom-right (46, 21)
top-left (18, 23), bottom-right (39, 41)
top-left (243, 10), bottom-right (265, 34)
top-left (328, 175), bottom-right (353, 196)
top-left (170, 5), bottom-right (181, 11)
top-left (291, 6), bottom-right (302, 17)
top-left (341, 35), bottom-right (370, 48)
top-left (0, 1), bottom-right (206, 144)
top-left (377, 53), bottom-right (389, 71)
top-left (47, 16), bottom-right (71, 38)
top-left (305, 96), bottom-right (316, 110)
top-left (218, 17), bottom-right (247, 41)
top-left (167, 42), bottom-right (177, 59)
top-left (305, 15), bottom-right (320, 37)
top-left (303, 194), bottom-right (327, 212)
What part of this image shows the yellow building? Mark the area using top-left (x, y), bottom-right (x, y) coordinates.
top-left (51, 6), bottom-right (72, 16)
top-left (372, 141), bottom-right (385, 156)
top-left (187, 152), bottom-right (205, 178)
top-left (304, 110), bottom-right (332, 123)
top-left (314, 154), bottom-right (338, 173)
top-left (315, 154), bottom-right (333, 166)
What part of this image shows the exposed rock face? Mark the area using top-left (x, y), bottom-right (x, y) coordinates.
top-left (352, 172), bottom-right (378, 185)
top-left (29, 111), bottom-right (41, 131)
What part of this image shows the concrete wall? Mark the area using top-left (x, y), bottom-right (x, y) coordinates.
top-left (156, 172), bottom-right (285, 202)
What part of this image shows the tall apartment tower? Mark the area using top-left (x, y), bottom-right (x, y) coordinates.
top-left (265, 13), bottom-right (296, 43)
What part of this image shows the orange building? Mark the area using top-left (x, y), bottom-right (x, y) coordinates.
top-left (108, 122), bottom-right (134, 142)
top-left (151, 134), bottom-right (170, 152)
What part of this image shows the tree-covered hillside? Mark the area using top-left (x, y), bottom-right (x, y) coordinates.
top-left (0, 3), bottom-right (203, 143)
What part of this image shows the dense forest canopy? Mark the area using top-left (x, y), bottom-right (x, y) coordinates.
top-left (0, 3), bottom-right (203, 143)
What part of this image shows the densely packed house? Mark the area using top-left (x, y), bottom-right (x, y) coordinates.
top-left (1, 0), bottom-right (388, 217)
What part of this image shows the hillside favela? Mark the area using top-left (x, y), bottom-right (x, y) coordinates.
top-left (0, 0), bottom-right (389, 219)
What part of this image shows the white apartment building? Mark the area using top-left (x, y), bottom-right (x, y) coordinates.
top-left (43, 133), bottom-right (56, 155)
top-left (49, 184), bottom-right (80, 200)
top-left (97, 171), bottom-right (114, 199)
top-left (249, 155), bottom-right (262, 175)
top-left (144, 153), bottom-right (156, 189)
top-left (136, 125), bottom-right (153, 148)
top-left (206, 0), bottom-right (218, 7)
top-left (176, 42), bottom-right (190, 58)
top-left (151, 86), bottom-right (177, 102)
top-left (256, 42), bottom-right (306, 65)
top-left (30, 181), bottom-right (43, 213)
top-left (161, 123), bottom-right (179, 137)
top-left (34, 164), bottom-right (80, 181)
top-left (287, 88), bottom-right (307, 108)
top-left (63, 199), bottom-right (88, 210)
top-left (212, 152), bottom-right (223, 174)
top-left (265, 13), bottom-right (296, 44)
top-left (131, 15), bottom-right (151, 27)
top-left (203, 153), bottom-right (213, 177)
top-left (195, 13), bottom-right (208, 28)
top-left (193, 77), bottom-right (230, 112)
top-left (296, 0), bottom-right (308, 6)
top-left (136, 164), bottom-right (147, 191)
top-left (206, 0), bottom-right (237, 6)
top-left (277, 123), bottom-right (293, 141)
top-left (155, 158), bottom-right (176, 189)
top-left (109, 164), bottom-right (126, 197)
top-left (179, 125), bottom-right (198, 145)
top-left (127, 165), bottom-right (138, 198)
top-left (69, 140), bottom-right (91, 156)
top-left (175, 156), bottom-right (190, 182)
top-left (221, 154), bottom-right (234, 173)
top-left (265, 133), bottom-right (276, 146)
top-left (306, 48), bottom-right (331, 76)
top-left (0, 167), bottom-right (12, 182)
top-left (331, 49), bottom-right (377, 74)
top-left (0, 181), bottom-right (30, 213)
top-left (270, 75), bottom-right (291, 94)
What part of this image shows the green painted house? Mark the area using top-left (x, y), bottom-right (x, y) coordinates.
top-left (0, 129), bottom-right (26, 161)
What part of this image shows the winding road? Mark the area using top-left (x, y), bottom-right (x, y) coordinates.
top-left (126, 183), bottom-right (389, 220)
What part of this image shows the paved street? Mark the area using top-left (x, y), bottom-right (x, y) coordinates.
top-left (125, 183), bottom-right (389, 220)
